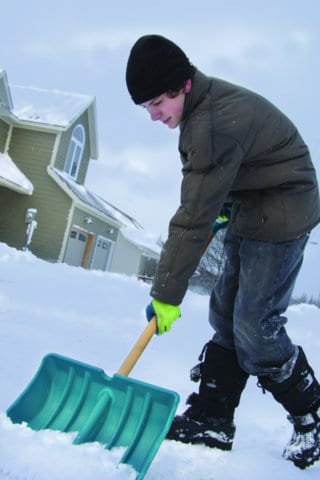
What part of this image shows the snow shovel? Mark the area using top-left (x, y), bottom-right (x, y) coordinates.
top-left (6, 316), bottom-right (179, 480)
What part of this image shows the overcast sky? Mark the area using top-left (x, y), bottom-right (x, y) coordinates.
top-left (2, 0), bottom-right (320, 240)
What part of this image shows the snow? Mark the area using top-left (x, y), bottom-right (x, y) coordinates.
top-left (121, 227), bottom-right (161, 255)
top-left (0, 242), bottom-right (320, 479)
top-left (9, 84), bottom-right (93, 128)
top-left (48, 166), bottom-right (142, 230)
top-left (0, 152), bottom-right (33, 195)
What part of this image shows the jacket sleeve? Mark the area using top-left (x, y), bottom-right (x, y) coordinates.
top-left (150, 116), bottom-right (244, 305)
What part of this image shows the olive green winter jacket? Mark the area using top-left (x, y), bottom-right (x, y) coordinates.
top-left (150, 70), bottom-right (320, 305)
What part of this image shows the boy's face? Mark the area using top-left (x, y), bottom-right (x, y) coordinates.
top-left (140, 90), bottom-right (186, 129)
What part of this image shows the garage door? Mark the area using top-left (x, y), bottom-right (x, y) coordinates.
top-left (91, 235), bottom-right (114, 271)
top-left (64, 228), bottom-right (88, 267)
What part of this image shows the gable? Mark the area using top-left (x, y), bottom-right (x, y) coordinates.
top-left (0, 70), bottom-right (98, 160)
top-left (10, 84), bottom-right (98, 160)
top-left (54, 110), bottom-right (92, 184)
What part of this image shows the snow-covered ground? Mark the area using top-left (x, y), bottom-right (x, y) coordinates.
top-left (0, 242), bottom-right (319, 479)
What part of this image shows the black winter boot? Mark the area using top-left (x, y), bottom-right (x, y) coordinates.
top-left (166, 392), bottom-right (236, 450)
top-left (167, 342), bottom-right (249, 450)
top-left (259, 347), bottom-right (320, 469)
top-left (283, 408), bottom-right (320, 469)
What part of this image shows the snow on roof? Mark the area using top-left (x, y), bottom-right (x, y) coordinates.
top-left (121, 227), bottom-right (161, 256)
top-left (48, 167), bottom-right (142, 229)
top-left (0, 152), bottom-right (33, 195)
top-left (48, 167), bottom-right (160, 256)
top-left (9, 84), bottom-right (93, 128)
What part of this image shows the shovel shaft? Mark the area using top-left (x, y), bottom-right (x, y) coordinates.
top-left (117, 316), bottom-right (157, 377)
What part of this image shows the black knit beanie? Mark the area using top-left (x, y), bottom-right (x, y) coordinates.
top-left (126, 34), bottom-right (195, 104)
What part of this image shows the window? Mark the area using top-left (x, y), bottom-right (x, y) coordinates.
top-left (139, 256), bottom-right (158, 279)
top-left (64, 124), bottom-right (85, 179)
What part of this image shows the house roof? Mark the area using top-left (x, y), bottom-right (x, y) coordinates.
top-left (0, 69), bottom-right (98, 160)
top-left (10, 84), bottom-right (92, 127)
top-left (121, 228), bottom-right (161, 257)
top-left (48, 166), bottom-right (142, 229)
top-left (0, 152), bottom-right (33, 195)
top-left (48, 167), bottom-right (160, 257)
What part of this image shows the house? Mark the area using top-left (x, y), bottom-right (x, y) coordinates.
top-left (0, 69), bottom-right (160, 278)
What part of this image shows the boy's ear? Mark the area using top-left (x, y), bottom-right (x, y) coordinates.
top-left (184, 79), bottom-right (192, 94)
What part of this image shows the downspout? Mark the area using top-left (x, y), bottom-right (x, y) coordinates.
top-left (58, 202), bottom-right (75, 263)
top-left (4, 124), bottom-right (13, 153)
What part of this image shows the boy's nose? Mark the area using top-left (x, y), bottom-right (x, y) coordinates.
top-left (150, 110), bottom-right (162, 121)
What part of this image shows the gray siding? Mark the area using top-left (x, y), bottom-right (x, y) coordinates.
top-left (0, 118), bottom-right (9, 152)
top-left (111, 233), bottom-right (141, 275)
top-left (0, 127), bottom-right (71, 260)
top-left (54, 110), bottom-right (91, 185)
top-left (0, 186), bottom-right (31, 248)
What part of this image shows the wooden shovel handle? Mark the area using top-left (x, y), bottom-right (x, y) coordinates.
top-left (117, 234), bottom-right (213, 377)
top-left (117, 316), bottom-right (157, 377)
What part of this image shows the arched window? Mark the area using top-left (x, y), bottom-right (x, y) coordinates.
top-left (64, 124), bottom-right (85, 179)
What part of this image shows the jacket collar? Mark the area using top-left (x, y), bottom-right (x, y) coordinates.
top-left (181, 69), bottom-right (212, 124)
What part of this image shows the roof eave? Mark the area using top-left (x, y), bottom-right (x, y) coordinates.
top-left (47, 167), bottom-right (121, 228)
top-left (0, 109), bottom-right (65, 132)
top-left (0, 177), bottom-right (33, 195)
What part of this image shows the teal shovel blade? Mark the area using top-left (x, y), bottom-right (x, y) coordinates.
top-left (6, 353), bottom-right (179, 479)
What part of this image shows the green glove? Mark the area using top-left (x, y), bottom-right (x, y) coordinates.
top-left (146, 299), bottom-right (181, 335)
top-left (212, 214), bottom-right (229, 234)
top-left (212, 203), bottom-right (232, 235)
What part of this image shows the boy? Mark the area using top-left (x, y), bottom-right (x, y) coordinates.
top-left (126, 34), bottom-right (320, 469)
